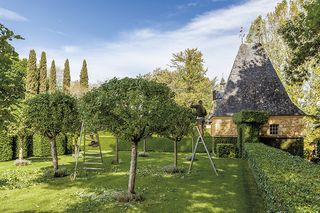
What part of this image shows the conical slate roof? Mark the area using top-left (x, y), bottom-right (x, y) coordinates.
top-left (213, 43), bottom-right (304, 116)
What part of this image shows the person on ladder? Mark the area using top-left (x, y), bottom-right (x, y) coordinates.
top-left (190, 100), bottom-right (207, 137)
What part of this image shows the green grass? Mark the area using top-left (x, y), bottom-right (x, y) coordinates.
top-left (0, 135), bottom-right (264, 213)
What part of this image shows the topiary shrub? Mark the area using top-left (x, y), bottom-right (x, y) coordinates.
top-left (0, 131), bottom-right (13, 161)
top-left (217, 144), bottom-right (236, 158)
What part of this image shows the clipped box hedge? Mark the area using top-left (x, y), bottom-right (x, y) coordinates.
top-left (259, 137), bottom-right (304, 157)
top-left (0, 131), bottom-right (13, 161)
top-left (217, 144), bottom-right (236, 158)
top-left (33, 134), bottom-right (69, 157)
top-left (244, 143), bottom-right (320, 212)
top-left (113, 135), bottom-right (213, 153)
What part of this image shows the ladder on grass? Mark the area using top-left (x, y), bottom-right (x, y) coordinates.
top-left (188, 126), bottom-right (218, 176)
top-left (72, 122), bottom-right (104, 180)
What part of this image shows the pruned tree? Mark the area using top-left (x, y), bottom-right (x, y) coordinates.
top-left (160, 102), bottom-right (194, 170)
top-left (26, 92), bottom-right (80, 176)
top-left (26, 49), bottom-right (38, 96)
top-left (0, 24), bottom-right (25, 129)
top-left (49, 60), bottom-right (57, 93)
top-left (63, 59), bottom-right (71, 93)
top-left (39, 51), bottom-right (48, 93)
top-left (82, 77), bottom-right (174, 195)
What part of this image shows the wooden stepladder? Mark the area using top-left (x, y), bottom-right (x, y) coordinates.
top-left (72, 122), bottom-right (104, 180)
top-left (188, 126), bottom-right (218, 176)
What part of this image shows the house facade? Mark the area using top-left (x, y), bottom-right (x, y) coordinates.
top-left (210, 43), bottom-right (305, 142)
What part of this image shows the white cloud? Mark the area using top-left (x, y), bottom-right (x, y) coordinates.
top-left (18, 0), bottom-right (281, 83)
top-left (0, 8), bottom-right (27, 21)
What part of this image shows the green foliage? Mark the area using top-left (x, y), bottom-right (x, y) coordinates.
top-left (233, 110), bottom-right (268, 124)
top-left (0, 131), bottom-right (13, 161)
top-left (0, 24), bottom-right (25, 129)
top-left (63, 59), bottom-right (71, 93)
top-left (145, 49), bottom-right (215, 110)
top-left (12, 135), bottom-right (33, 158)
top-left (39, 51), bottom-right (48, 93)
top-left (244, 143), bottom-right (320, 212)
top-left (26, 92), bottom-right (80, 139)
top-left (279, 0), bottom-right (320, 84)
top-left (112, 135), bottom-right (213, 153)
top-left (80, 59), bottom-right (88, 90)
top-left (217, 144), bottom-right (236, 158)
top-left (26, 49), bottom-right (38, 96)
top-left (83, 77), bottom-right (175, 142)
top-left (33, 134), bottom-right (70, 156)
top-left (213, 137), bottom-right (237, 153)
top-left (49, 60), bottom-right (57, 93)
top-left (260, 137), bottom-right (304, 157)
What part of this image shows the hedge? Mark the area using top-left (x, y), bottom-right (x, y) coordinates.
top-left (0, 131), bottom-right (13, 161)
top-left (213, 137), bottom-right (237, 153)
top-left (244, 143), bottom-right (320, 212)
top-left (260, 137), bottom-right (304, 157)
top-left (111, 136), bottom-right (213, 153)
top-left (12, 135), bottom-right (33, 159)
top-left (33, 134), bottom-right (69, 157)
top-left (217, 144), bottom-right (236, 158)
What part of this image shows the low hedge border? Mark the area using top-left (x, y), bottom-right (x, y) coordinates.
top-left (112, 136), bottom-right (213, 153)
top-left (244, 143), bottom-right (320, 212)
top-left (259, 137), bottom-right (304, 157)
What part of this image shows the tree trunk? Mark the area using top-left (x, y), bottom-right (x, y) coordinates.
top-left (115, 138), bottom-right (119, 163)
top-left (50, 136), bottom-right (59, 176)
top-left (18, 135), bottom-right (25, 161)
top-left (174, 140), bottom-right (178, 168)
top-left (143, 138), bottom-right (147, 153)
top-left (128, 141), bottom-right (138, 194)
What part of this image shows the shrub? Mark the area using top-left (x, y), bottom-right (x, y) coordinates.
top-left (113, 191), bottom-right (144, 202)
top-left (213, 137), bottom-right (237, 153)
top-left (138, 152), bottom-right (150, 157)
top-left (14, 159), bottom-right (31, 166)
top-left (162, 165), bottom-right (185, 174)
top-left (0, 131), bottom-right (13, 161)
top-left (244, 143), bottom-right (320, 212)
top-left (217, 144), bottom-right (236, 158)
top-left (260, 137), bottom-right (304, 157)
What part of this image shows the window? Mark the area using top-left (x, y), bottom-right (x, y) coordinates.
top-left (270, 124), bottom-right (279, 135)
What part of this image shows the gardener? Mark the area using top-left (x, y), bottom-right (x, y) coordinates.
top-left (190, 100), bottom-right (207, 137)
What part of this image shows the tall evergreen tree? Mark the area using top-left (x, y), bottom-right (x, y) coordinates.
top-left (63, 59), bottom-right (71, 93)
top-left (49, 60), bottom-right (57, 93)
top-left (80, 59), bottom-right (89, 90)
top-left (39, 51), bottom-right (48, 93)
top-left (26, 50), bottom-right (38, 97)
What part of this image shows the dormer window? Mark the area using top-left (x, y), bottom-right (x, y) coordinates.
top-left (270, 124), bottom-right (279, 135)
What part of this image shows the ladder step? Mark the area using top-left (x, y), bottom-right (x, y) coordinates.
top-left (83, 167), bottom-right (104, 170)
top-left (84, 162), bottom-right (103, 165)
top-left (85, 156), bottom-right (101, 159)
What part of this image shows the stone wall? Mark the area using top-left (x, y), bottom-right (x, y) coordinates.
top-left (211, 116), bottom-right (304, 138)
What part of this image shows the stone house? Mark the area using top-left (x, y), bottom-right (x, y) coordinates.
top-left (210, 43), bottom-right (305, 154)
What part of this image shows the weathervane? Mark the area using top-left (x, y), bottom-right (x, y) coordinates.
top-left (239, 27), bottom-right (245, 44)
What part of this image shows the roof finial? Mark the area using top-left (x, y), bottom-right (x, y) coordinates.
top-left (239, 27), bottom-right (245, 44)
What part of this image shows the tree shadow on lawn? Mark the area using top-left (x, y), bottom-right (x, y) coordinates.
top-left (33, 152), bottom-right (264, 213)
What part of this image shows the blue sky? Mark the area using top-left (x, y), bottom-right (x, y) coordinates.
top-left (0, 0), bottom-right (281, 83)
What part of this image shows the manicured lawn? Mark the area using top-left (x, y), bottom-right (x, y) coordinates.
top-left (0, 135), bottom-right (264, 213)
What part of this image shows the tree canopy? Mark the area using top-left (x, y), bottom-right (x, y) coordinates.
top-left (146, 48), bottom-right (215, 110)
top-left (0, 24), bottom-right (25, 129)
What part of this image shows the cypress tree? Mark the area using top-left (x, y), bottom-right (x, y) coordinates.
top-left (63, 59), bottom-right (71, 93)
top-left (39, 51), bottom-right (48, 93)
top-left (26, 50), bottom-right (38, 97)
top-left (80, 59), bottom-right (89, 89)
top-left (49, 60), bottom-right (57, 93)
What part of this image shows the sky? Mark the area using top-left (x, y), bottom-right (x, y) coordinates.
top-left (0, 0), bottom-right (282, 83)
